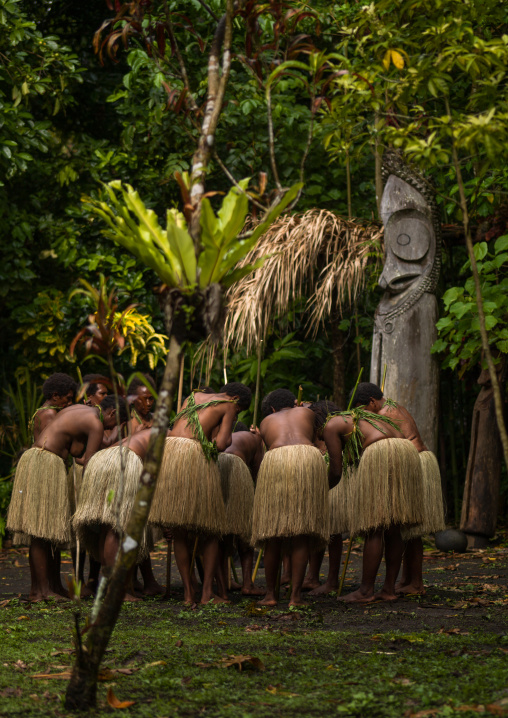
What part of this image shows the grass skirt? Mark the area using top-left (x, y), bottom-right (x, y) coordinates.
top-left (402, 451), bottom-right (446, 540)
top-left (72, 446), bottom-right (150, 561)
top-left (329, 469), bottom-right (353, 536)
top-left (7, 448), bottom-right (72, 545)
top-left (148, 437), bottom-right (226, 536)
top-left (348, 438), bottom-right (424, 535)
top-left (67, 462), bottom-right (83, 515)
top-left (251, 445), bottom-right (329, 550)
top-left (218, 453), bottom-right (254, 546)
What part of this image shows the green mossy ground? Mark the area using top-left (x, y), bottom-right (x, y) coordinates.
top-left (1, 597), bottom-right (508, 717)
top-left (1, 541), bottom-right (507, 717)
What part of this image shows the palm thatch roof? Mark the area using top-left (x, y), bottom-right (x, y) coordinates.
top-left (223, 209), bottom-right (383, 353)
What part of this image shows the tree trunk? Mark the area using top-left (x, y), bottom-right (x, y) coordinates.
top-left (446, 97), bottom-right (508, 470)
top-left (65, 333), bottom-right (182, 710)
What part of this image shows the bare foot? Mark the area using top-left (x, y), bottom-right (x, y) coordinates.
top-left (309, 582), bottom-right (338, 597)
top-left (30, 590), bottom-right (66, 603)
top-left (78, 584), bottom-right (94, 599)
top-left (302, 578), bottom-right (321, 591)
top-left (257, 596), bottom-right (277, 607)
top-left (200, 594), bottom-right (230, 605)
top-left (280, 574), bottom-right (291, 586)
top-left (396, 583), bottom-right (425, 596)
top-left (241, 584), bottom-right (266, 596)
top-left (142, 582), bottom-right (165, 596)
top-left (229, 580), bottom-right (242, 591)
top-left (373, 588), bottom-right (399, 602)
top-left (289, 598), bottom-right (308, 607)
top-left (338, 588), bottom-right (376, 604)
top-left (124, 593), bottom-right (142, 602)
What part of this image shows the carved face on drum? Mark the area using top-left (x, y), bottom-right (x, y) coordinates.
top-left (378, 174), bottom-right (438, 303)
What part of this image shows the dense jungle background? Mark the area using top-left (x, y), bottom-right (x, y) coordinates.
top-left (1, 0), bottom-right (507, 537)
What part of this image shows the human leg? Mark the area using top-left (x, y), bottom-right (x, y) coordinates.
top-left (29, 538), bottom-right (64, 601)
top-left (238, 541), bottom-right (265, 596)
top-left (310, 534), bottom-right (343, 596)
top-left (172, 529), bottom-right (196, 604)
top-left (101, 528), bottom-right (140, 602)
top-left (376, 524), bottom-right (403, 601)
top-left (397, 537), bottom-right (425, 595)
top-left (303, 548), bottom-right (324, 590)
top-left (339, 529), bottom-right (384, 603)
top-left (257, 538), bottom-right (282, 606)
top-left (200, 536), bottom-right (228, 604)
top-left (289, 536), bottom-right (310, 606)
top-left (280, 553), bottom-right (291, 585)
top-left (139, 555), bottom-right (164, 596)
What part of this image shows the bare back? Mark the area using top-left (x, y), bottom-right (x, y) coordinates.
top-left (34, 404), bottom-right (104, 465)
top-left (324, 413), bottom-right (404, 487)
top-left (260, 406), bottom-right (315, 451)
top-left (380, 402), bottom-right (427, 452)
top-left (172, 392), bottom-right (238, 452)
top-left (32, 405), bottom-right (59, 442)
top-left (225, 431), bottom-right (264, 480)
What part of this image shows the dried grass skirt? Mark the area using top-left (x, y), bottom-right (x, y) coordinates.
top-left (348, 438), bottom-right (424, 535)
top-left (402, 451), bottom-right (446, 540)
top-left (218, 453), bottom-right (254, 545)
top-left (72, 446), bottom-right (150, 561)
top-left (7, 448), bottom-right (72, 545)
top-left (329, 468), bottom-right (354, 536)
top-left (148, 437), bottom-right (226, 536)
top-left (251, 444), bottom-right (329, 550)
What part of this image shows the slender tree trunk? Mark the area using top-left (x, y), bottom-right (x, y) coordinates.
top-left (446, 99), bottom-right (508, 470)
top-left (65, 332), bottom-right (182, 710)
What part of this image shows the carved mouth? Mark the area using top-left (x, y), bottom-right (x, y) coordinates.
top-left (387, 274), bottom-right (420, 293)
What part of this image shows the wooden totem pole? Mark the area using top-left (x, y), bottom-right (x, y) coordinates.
top-left (370, 153), bottom-right (441, 453)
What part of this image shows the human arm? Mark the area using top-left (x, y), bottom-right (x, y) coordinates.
top-left (80, 420), bottom-right (105, 466)
top-left (250, 436), bottom-right (264, 482)
top-left (214, 405), bottom-right (236, 452)
top-left (323, 422), bottom-right (343, 490)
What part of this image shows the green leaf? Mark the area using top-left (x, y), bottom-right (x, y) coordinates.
top-left (494, 235), bottom-right (508, 254)
top-left (473, 242), bottom-right (488, 260)
top-left (449, 301), bottom-right (472, 319)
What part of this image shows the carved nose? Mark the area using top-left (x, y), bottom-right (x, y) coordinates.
top-left (379, 273), bottom-right (388, 290)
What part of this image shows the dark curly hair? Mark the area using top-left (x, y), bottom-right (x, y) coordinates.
top-left (261, 389), bottom-right (296, 418)
top-left (82, 374), bottom-right (109, 396)
top-left (42, 373), bottom-right (77, 401)
top-left (220, 382), bottom-right (252, 411)
top-left (349, 382), bottom-right (383, 408)
top-left (100, 395), bottom-right (128, 423)
top-left (127, 374), bottom-right (156, 396)
top-left (309, 400), bottom-right (340, 431)
top-left (234, 420), bottom-right (250, 432)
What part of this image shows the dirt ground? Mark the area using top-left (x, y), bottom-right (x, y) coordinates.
top-left (1, 537), bottom-right (507, 634)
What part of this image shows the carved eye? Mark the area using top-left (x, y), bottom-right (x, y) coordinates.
top-left (386, 216), bottom-right (431, 261)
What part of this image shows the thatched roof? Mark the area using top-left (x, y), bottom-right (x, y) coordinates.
top-left (223, 209), bottom-right (383, 353)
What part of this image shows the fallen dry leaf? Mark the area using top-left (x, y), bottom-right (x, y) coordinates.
top-left (266, 684), bottom-right (299, 697)
top-left (181, 676), bottom-right (192, 685)
top-left (14, 660), bottom-right (28, 671)
top-left (106, 687), bottom-right (135, 709)
top-left (175, 640), bottom-right (183, 648)
top-left (406, 710), bottom-right (440, 717)
top-left (31, 671), bottom-right (72, 680)
top-left (0, 687), bottom-right (22, 698)
top-left (438, 627), bottom-right (470, 636)
top-left (219, 655), bottom-right (265, 672)
top-left (0, 599), bottom-right (11, 608)
top-left (143, 661), bottom-right (166, 669)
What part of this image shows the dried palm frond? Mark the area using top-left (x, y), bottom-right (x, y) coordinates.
top-left (223, 209), bottom-right (383, 353)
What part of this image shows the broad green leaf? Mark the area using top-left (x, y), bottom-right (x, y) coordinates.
top-left (217, 182), bottom-right (249, 244)
top-left (450, 301), bottom-right (472, 319)
top-left (221, 257), bottom-right (267, 288)
top-left (494, 235), bottom-right (508, 254)
top-left (473, 241), bottom-right (488, 260)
